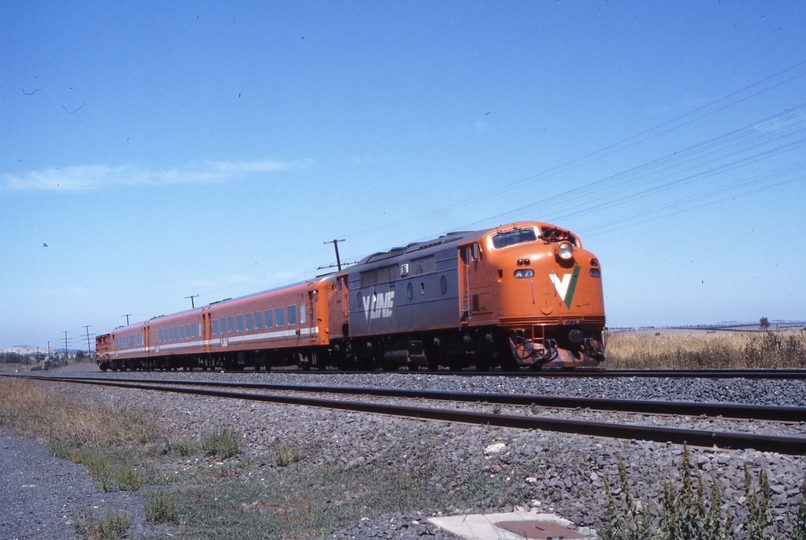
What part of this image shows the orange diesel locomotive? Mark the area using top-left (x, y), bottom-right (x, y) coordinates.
top-left (97, 221), bottom-right (605, 371)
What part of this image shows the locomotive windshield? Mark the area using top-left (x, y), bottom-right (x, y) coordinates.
top-left (491, 228), bottom-right (538, 249)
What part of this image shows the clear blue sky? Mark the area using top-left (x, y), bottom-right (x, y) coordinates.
top-left (2, 1), bottom-right (805, 351)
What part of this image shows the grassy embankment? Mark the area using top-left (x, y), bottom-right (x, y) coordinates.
top-left (0, 379), bottom-right (523, 539)
top-left (605, 329), bottom-right (806, 369)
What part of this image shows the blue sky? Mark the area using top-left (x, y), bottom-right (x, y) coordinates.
top-left (2, 1), bottom-right (805, 351)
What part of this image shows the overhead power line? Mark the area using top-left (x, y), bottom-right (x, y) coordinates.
top-left (339, 60), bottom-right (806, 243)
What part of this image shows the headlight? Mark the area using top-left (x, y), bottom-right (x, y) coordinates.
top-left (557, 242), bottom-right (573, 260)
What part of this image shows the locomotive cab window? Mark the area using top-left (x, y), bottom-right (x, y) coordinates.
top-left (491, 228), bottom-right (537, 249)
top-left (460, 244), bottom-right (480, 263)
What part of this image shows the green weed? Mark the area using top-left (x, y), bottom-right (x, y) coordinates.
top-left (145, 489), bottom-right (179, 524)
top-left (598, 444), bottom-right (806, 539)
top-left (201, 428), bottom-right (243, 459)
top-left (72, 505), bottom-right (133, 540)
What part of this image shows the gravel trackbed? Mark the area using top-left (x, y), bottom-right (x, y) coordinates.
top-left (0, 429), bottom-right (157, 540)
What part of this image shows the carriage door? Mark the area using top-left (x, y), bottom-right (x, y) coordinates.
top-left (459, 241), bottom-right (493, 324)
top-left (143, 324), bottom-right (150, 356)
top-left (327, 274), bottom-right (350, 338)
top-left (307, 289), bottom-right (317, 340)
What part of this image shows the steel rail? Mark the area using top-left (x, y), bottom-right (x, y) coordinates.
top-left (29, 375), bottom-right (806, 422)
top-left (219, 368), bottom-right (806, 379)
top-left (514, 368), bottom-right (806, 380)
top-left (12, 375), bottom-right (806, 456)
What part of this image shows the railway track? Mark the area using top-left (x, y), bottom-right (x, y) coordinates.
top-left (8, 373), bottom-right (806, 456)
top-left (42, 367), bottom-right (806, 379)
top-left (221, 367), bottom-right (806, 379)
top-left (22, 375), bottom-right (806, 422)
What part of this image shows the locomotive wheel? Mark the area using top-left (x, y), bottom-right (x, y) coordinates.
top-left (501, 361), bottom-right (520, 372)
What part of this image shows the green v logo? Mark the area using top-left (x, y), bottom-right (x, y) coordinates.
top-left (549, 266), bottom-right (581, 309)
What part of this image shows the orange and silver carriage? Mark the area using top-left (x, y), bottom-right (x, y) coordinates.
top-left (97, 277), bottom-right (334, 371)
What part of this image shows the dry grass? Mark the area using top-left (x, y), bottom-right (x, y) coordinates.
top-left (0, 379), bottom-right (158, 447)
top-left (605, 330), bottom-right (806, 370)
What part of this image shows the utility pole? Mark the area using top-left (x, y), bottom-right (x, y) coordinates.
top-left (185, 294), bottom-right (199, 309)
top-left (124, 314), bottom-right (132, 325)
top-left (62, 331), bottom-right (72, 362)
top-left (324, 239), bottom-right (346, 271)
top-left (83, 325), bottom-right (93, 354)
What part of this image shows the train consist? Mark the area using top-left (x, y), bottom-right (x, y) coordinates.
top-left (96, 221), bottom-right (606, 372)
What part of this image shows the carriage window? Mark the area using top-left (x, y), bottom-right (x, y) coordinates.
top-left (180, 326), bottom-right (185, 340)
top-left (246, 312), bottom-right (253, 331)
top-left (227, 316), bottom-right (235, 334)
top-left (276, 307), bottom-right (285, 327)
top-left (287, 305), bottom-right (297, 325)
top-left (265, 309), bottom-right (273, 329)
top-left (236, 315), bottom-right (244, 332)
top-left (255, 311), bottom-right (263, 330)
top-left (192, 324), bottom-right (198, 338)
top-left (213, 319), bottom-right (219, 336)
top-left (300, 302), bottom-right (306, 324)
top-left (185, 324), bottom-right (191, 338)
